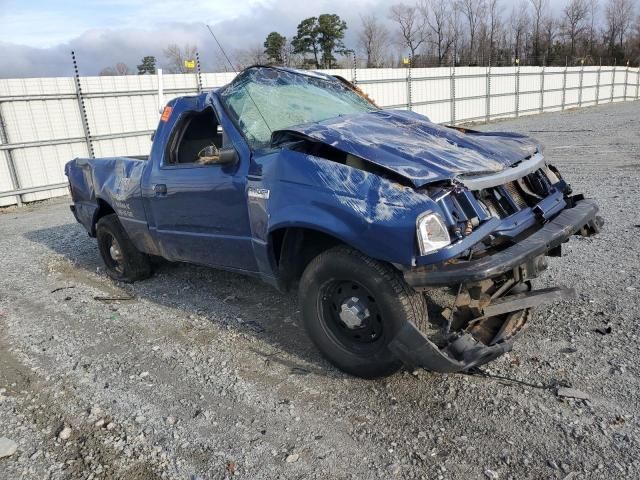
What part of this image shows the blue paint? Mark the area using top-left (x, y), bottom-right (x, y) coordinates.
top-left (272, 109), bottom-right (540, 187)
top-left (65, 66), bottom-right (572, 285)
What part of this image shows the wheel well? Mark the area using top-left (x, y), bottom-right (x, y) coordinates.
top-left (270, 227), bottom-right (344, 291)
top-left (91, 199), bottom-right (115, 236)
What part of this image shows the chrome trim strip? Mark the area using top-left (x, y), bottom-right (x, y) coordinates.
top-left (458, 152), bottom-right (546, 190)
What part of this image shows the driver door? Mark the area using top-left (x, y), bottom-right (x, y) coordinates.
top-left (145, 105), bottom-right (257, 272)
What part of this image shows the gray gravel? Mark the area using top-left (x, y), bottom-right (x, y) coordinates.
top-left (1, 100), bottom-right (639, 479)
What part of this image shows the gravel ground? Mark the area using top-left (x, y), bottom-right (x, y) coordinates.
top-left (1, 100), bottom-right (639, 480)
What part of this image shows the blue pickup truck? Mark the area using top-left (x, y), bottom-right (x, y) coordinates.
top-left (66, 66), bottom-right (602, 378)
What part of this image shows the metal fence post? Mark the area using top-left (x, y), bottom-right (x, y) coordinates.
top-left (578, 60), bottom-right (584, 107)
top-left (450, 64), bottom-right (456, 123)
top-left (352, 51), bottom-right (357, 85)
top-left (561, 60), bottom-right (568, 110)
top-left (406, 55), bottom-right (412, 111)
top-left (610, 66), bottom-right (616, 103)
top-left (539, 65), bottom-right (545, 113)
top-left (157, 68), bottom-right (164, 114)
top-left (71, 51), bottom-right (95, 159)
top-left (195, 51), bottom-right (203, 93)
top-left (485, 64), bottom-right (491, 122)
top-left (514, 63), bottom-right (520, 117)
top-left (0, 106), bottom-right (23, 206)
top-left (623, 62), bottom-right (629, 101)
top-left (595, 61), bottom-right (601, 105)
top-left (636, 67), bottom-right (640, 99)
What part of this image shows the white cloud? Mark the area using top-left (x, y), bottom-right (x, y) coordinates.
top-left (0, 0), bottom-right (388, 78)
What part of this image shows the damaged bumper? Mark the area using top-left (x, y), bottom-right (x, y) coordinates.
top-left (392, 198), bottom-right (602, 373)
top-left (389, 319), bottom-right (514, 373)
top-left (405, 198), bottom-right (602, 288)
top-left (389, 287), bottom-right (575, 372)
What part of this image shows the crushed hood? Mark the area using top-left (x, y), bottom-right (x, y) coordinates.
top-left (272, 110), bottom-right (540, 188)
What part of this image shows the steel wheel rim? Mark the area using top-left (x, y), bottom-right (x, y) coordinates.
top-left (318, 279), bottom-right (384, 351)
top-left (104, 233), bottom-right (124, 274)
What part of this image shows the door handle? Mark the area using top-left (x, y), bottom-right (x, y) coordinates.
top-left (153, 183), bottom-right (167, 195)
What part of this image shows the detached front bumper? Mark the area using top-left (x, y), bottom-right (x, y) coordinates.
top-left (391, 198), bottom-right (602, 373)
top-left (390, 288), bottom-right (574, 373)
top-left (389, 319), bottom-right (515, 373)
top-left (404, 198), bottom-right (602, 288)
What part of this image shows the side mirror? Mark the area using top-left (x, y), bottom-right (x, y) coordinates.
top-left (217, 147), bottom-right (238, 166)
top-left (197, 145), bottom-right (238, 166)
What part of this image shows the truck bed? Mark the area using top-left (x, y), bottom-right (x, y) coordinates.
top-left (65, 156), bottom-right (148, 236)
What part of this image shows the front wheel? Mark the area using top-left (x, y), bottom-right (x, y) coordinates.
top-left (299, 246), bottom-right (427, 378)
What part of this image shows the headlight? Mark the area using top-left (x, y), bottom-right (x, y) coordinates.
top-left (416, 212), bottom-right (451, 255)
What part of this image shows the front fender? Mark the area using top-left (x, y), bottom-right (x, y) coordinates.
top-left (259, 152), bottom-right (439, 266)
top-left (268, 202), bottom-right (369, 255)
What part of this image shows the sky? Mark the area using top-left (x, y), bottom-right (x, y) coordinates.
top-left (0, 0), bottom-right (569, 78)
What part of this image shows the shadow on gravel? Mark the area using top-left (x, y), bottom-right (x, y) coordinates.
top-left (25, 223), bottom-right (338, 378)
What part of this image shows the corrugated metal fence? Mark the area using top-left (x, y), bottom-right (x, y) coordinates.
top-left (1, 65), bottom-right (639, 206)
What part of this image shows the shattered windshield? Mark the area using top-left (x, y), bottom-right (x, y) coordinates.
top-left (219, 67), bottom-right (378, 148)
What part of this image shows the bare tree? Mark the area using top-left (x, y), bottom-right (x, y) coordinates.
top-left (450, 1), bottom-right (466, 64)
top-left (358, 14), bottom-right (390, 67)
top-left (420, 0), bottom-right (455, 65)
top-left (459, 0), bottom-right (486, 63)
top-left (114, 62), bottom-right (130, 75)
top-left (542, 16), bottom-right (558, 63)
top-left (282, 39), bottom-right (300, 67)
top-left (529, 0), bottom-right (549, 63)
top-left (562, 0), bottom-right (589, 58)
top-left (486, 0), bottom-right (501, 63)
top-left (236, 45), bottom-right (269, 69)
top-left (605, 0), bottom-right (635, 53)
top-left (509, 1), bottom-right (530, 63)
top-left (632, 17), bottom-right (640, 64)
top-left (587, 0), bottom-right (599, 57)
top-left (163, 44), bottom-right (198, 73)
top-left (389, 3), bottom-right (428, 60)
top-left (99, 62), bottom-right (131, 76)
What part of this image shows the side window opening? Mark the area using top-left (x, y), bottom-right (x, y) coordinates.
top-left (165, 107), bottom-right (226, 165)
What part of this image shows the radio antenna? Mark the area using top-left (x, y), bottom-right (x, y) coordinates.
top-left (207, 25), bottom-right (237, 73)
top-left (206, 24), bottom-right (272, 135)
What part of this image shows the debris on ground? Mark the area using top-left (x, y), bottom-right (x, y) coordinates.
top-left (285, 453), bottom-right (299, 463)
top-left (57, 426), bottom-right (72, 441)
top-left (556, 387), bottom-right (591, 401)
top-left (484, 469), bottom-right (499, 479)
top-left (0, 437), bottom-right (18, 458)
top-left (595, 325), bottom-right (612, 335)
top-left (50, 285), bottom-right (75, 293)
top-left (94, 295), bottom-right (135, 302)
top-left (559, 347), bottom-right (578, 354)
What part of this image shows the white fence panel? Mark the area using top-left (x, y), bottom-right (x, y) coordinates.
top-left (0, 153), bottom-right (16, 207)
top-left (581, 67), bottom-right (597, 106)
top-left (12, 143), bottom-right (84, 202)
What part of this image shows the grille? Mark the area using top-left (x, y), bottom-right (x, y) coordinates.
top-left (503, 181), bottom-right (528, 209)
top-left (468, 167), bottom-right (556, 222)
top-left (481, 195), bottom-right (505, 218)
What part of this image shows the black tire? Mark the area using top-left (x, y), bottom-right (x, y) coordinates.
top-left (96, 214), bottom-right (152, 282)
top-left (299, 246), bottom-right (427, 378)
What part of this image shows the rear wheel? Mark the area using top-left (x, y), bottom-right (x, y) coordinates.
top-left (299, 246), bottom-right (427, 378)
top-left (96, 214), bottom-right (152, 282)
